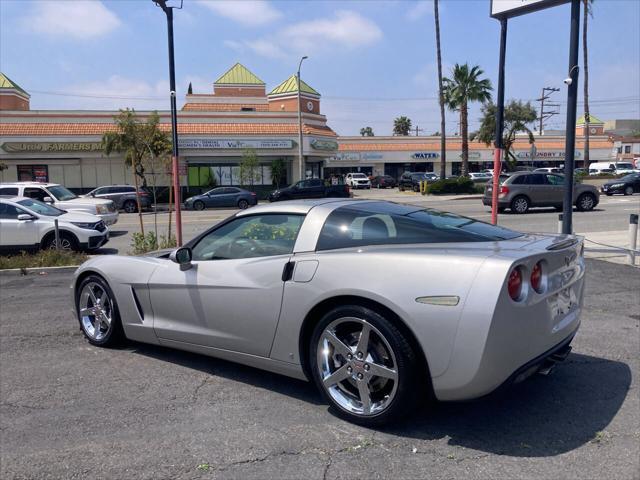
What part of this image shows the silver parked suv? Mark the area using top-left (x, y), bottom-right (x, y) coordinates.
top-left (84, 185), bottom-right (151, 213)
top-left (482, 172), bottom-right (600, 214)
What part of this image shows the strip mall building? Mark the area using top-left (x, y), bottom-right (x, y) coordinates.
top-left (0, 65), bottom-right (618, 193)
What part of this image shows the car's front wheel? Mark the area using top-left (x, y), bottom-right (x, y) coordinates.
top-left (310, 305), bottom-right (421, 426)
top-left (576, 192), bottom-right (597, 211)
top-left (43, 231), bottom-right (78, 251)
top-left (193, 200), bottom-right (205, 211)
top-left (76, 274), bottom-right (124, 347)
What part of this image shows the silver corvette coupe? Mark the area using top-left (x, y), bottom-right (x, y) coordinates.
top-left (72, 199), bottom-right (584, 425)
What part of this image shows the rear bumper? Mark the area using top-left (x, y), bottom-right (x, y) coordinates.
top-left (482, 197), bottom-right (509, 207)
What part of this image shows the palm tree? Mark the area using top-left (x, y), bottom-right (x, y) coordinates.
top-left (393, 116), bottom-right (412, 136)
top-left (434, 0), bottom-right (446, 179)
top-left (360, 126), bottom-right (374, 136)
top-left (583, 0), bottom-right (594, 167)
top-left (443, 64), bottom-right (492, 176)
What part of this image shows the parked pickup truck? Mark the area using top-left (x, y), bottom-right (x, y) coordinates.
top-left (268, 179), bottom-right (350, 202)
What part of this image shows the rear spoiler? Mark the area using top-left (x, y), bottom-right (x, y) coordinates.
top-left (546, 237), bottom-right (580, 251)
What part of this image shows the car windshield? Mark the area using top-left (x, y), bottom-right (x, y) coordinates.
top-left (17, 198), bottom-right (65, 216)
top-left (352, 174), bottom-right (367, 178)
top-left (621, 174), bottom-right (639, 181)
top-left (48, 185), bottom-right (77, 201)
top-left (317, 202), bottom-right (521, 251)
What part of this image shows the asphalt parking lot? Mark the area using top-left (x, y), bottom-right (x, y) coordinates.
top-left (1, 259), bottom-right (638, 479)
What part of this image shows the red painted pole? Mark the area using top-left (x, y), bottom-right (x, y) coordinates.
top-left (491, 148), bottom-right (502, 225)
top-left (172, 155), bottom-right (182, 245)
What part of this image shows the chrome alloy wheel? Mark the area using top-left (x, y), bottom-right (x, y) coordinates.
top-left (78, 282), bottom-right (113, 341)
top-left (579, 194), bottom-right (595, 210)
top-left (513, 197), bottom-right (529, 213)
top-left (317, 317), bottom-right (398, 416)
top-left (48, 237), bottom-right (72, 250)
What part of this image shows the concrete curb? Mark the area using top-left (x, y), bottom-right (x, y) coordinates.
top-left (0, 265), bottom-right (79, 276)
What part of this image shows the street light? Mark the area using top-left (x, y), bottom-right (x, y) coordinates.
top-left (153, 0), bottom-right (183, 246)
top-left (297, 56), bottom-right (308, 181)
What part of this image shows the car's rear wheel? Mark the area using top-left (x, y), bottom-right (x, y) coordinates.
top-left (43, 231), bottom-right (78, 251)
top-left (510, 195), bottom-right (530, 214)
top-left (624, 186), bottom-right (634, 196)
top-left (413, 185), bottom-right (420, 192)
top-left (310, 305), bottom-right (421, 426)
top-left (399, 185), bottom-right (405, 192)
top-left (193, 200), bottom-right (205, 211)
top-left (237, 199), bottom-right (249, 209)
top-left (576, 193), bottom-right (596, 211)
top-left (123, 200), bottom-right (137, 213)
top-left (76, 275), bottom-right (124, 347)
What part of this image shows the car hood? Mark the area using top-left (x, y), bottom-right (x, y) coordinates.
top-left (59, 197), bottom-right (112, 206)
top-left (55, 211), bottom-right (103, 223)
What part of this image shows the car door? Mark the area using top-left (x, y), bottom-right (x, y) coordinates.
top-left (0, 202), bottom-right (39, 247)
top-left (525, 174), bottom-right (552, 206)
top-left (23, 187), bottom-right (49, 203)
top-left (545, 174), bottom-right (565, 205)
top-left (204, 188), bottom-right (226, 207)
top-left (221, 187), bottom-right (241, 207)
top-left (147, 213), bottom-right (305, 357)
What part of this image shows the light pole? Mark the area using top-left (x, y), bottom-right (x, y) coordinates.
top-left (297, 56), bottom-right (308, 181)
top-left (153, 0), bottom-right (183, 246)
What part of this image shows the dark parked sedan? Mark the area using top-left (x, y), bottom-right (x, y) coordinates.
top-left (370, 175), bottom-right (397, 189)
top-left (84, 185), bottom-right (151, 213)
top-left (184, 187), bottom-right (257, 210)
top-left (601, 173), bottom-right (640, 196)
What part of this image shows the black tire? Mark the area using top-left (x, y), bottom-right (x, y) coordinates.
top-left (75, 274), bottom-right (125, 347)
top-left (193, 200), bottom-right (206, 211)
top-left (413, 185), bottom-right (420, 192)
top-left (576, 193), bottom-right (596, 211)
top-left (309, 305), bottom-right (422, 427)
top-left (123, 200), bottom-right (137, 213)
top-left (399, 185), bottom-right (405, 192)
top-left (43, 231), bottom-right (79, 251)
top-left (624, 186), bottom-right (634, 196)
top-left (510, 195), bottom-right (530, 214)
top-left (237, 199), bottom-right (249, 210)
top-left (605, 192), bottom-right (613, 196)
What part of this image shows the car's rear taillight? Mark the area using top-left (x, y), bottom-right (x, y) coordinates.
top-left (138, 192), bottom-right (149, 196)
top-left (250, 192), bottom-right (257, 196)
top-left (507, 266), bottom-right (523, 301)
top-left (531, 261), bottom-right (543, 293)
top-left (499, 185), bottom-right (509, 197)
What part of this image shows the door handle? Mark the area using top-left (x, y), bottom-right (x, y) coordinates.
top-left (282, 261), bottom-right (295, 281)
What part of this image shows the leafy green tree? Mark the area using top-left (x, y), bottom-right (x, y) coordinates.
top-left (239, 148), bottom-right (261, 187)
top-left (393, 116), bottom-right (412, 136)
top-left (443, 64), bottom-right (493, 176)
top-left (472, 100), bottom-right (537, 170)
top-left (360, 126), bottom-right (374, 136)
top-left (102, 109), bottom-right (171, 234)
top-left (0, 163), bottom-right (7, 172)
top-left (270, 158), bottom-right (286, 187)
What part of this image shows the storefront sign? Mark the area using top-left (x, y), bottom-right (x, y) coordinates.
top-left (1, 142), bottom-right (103, 153)
top-left (310, 139), bottom-right (338, 151)
top-left (460, 151), bottom-right (482, 159)
top-left (178, 139), bottom-right (293, 150)
top-left (362, 153), bottom-right (384, 160)
top-left (331, 152), bottom-right (361, 162)
top-left (412, 152), bottom-right (439, 159)
top-left (516, 150), bottom-right (581, 159)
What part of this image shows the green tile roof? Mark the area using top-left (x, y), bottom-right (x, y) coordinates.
top-left (214, 63), bottom-right (265, 85)
top-left (0, 73), bottom-right (29, 96)
top-left (269, 75), bottom-right (320, 96)
top-left (577, 113), bottom-right (604, 125)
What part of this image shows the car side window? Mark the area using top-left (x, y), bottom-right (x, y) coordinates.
top-left (93, 187), bottom-right (107, 195)
top-left (526, 174), bottom-right (548, 185)
top-left (23, 187), bottom-right (48, 201)
top-left (224, 187), bottom-right (240, 194)
top-left (0, 203), bottom-right (25, 219)
top-left (191, 214), bottom-right (305, 261)
top-left (510, 175), bottom-right (526, 185)
top-left (546, 174), bottom-right (564, 185)
top-left (0, 187), bottom-right (19, 195)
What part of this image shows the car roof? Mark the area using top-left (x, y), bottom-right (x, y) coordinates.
top-left (0, 181), bottom-right (60, 187)
top-left (235, 198), bottom-right (368, 217)
top-left (0, 195), bottom-right (29, 203)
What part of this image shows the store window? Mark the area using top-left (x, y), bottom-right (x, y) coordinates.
top-left (625, 146), bottom-right (631, 154)
top-left (17, 165), bottom-right (48, 182)
top-left (187, 164), bottom-right (275, 188)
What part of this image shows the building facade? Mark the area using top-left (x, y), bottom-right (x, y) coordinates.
top-left (0, 64), bottom-right (337, 194)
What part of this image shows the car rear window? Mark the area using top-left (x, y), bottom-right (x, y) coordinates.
top-left (316, 203), bottom-right (521, 251)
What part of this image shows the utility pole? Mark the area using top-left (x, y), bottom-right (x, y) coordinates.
top-left (536, 87), bottom-right (560, 135)
top-left (414, 125), bottom-right (424, 136)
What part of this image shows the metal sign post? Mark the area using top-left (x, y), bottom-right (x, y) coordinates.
top-left (561, 0), bottom-right (581, 234)
top-left (491, 18), bottom-right (508, 225)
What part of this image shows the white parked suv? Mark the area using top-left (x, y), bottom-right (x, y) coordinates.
top-left (344, 173), bottom-right (371, 189)
top-left (0, 182), bottom-right (118, 225)
top-left (0, 196), bottom-right (109, 251)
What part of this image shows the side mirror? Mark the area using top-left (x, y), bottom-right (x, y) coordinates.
top-left (17, 214), bottom-right (35, 221)
top-left (43, 196), bottom-right (53, 203)
top-left (170, 247), bottom-right (193, 271)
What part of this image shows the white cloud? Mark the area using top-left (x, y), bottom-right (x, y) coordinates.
top-left (406, 1), bottom-right (434, 21)
top-left (231, 10), bottom-right (382, 59)
top-left (23, 1), bottom-right (121, 39)
top-left (197, 0), bottom-right (282, 26)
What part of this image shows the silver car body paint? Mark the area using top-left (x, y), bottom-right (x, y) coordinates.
top-left (72, 198), bottom-right (584, 401)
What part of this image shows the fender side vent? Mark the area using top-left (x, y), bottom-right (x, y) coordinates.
top-left (131, 287), bottom-right (145, 321)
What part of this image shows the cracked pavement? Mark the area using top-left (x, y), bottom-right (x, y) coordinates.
top-left (1, 259), bottom-right (638, 479)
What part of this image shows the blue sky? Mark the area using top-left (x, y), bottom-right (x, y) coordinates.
top-left (1, 0), bottom-right (638, 135)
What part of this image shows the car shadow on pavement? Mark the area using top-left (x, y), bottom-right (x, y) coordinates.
top-left (108, 230), bottom-right (128, 237)
top-left (131, 342), bottom-right (322, 406)
top-left (382, 352), bottom-right (631, 457)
